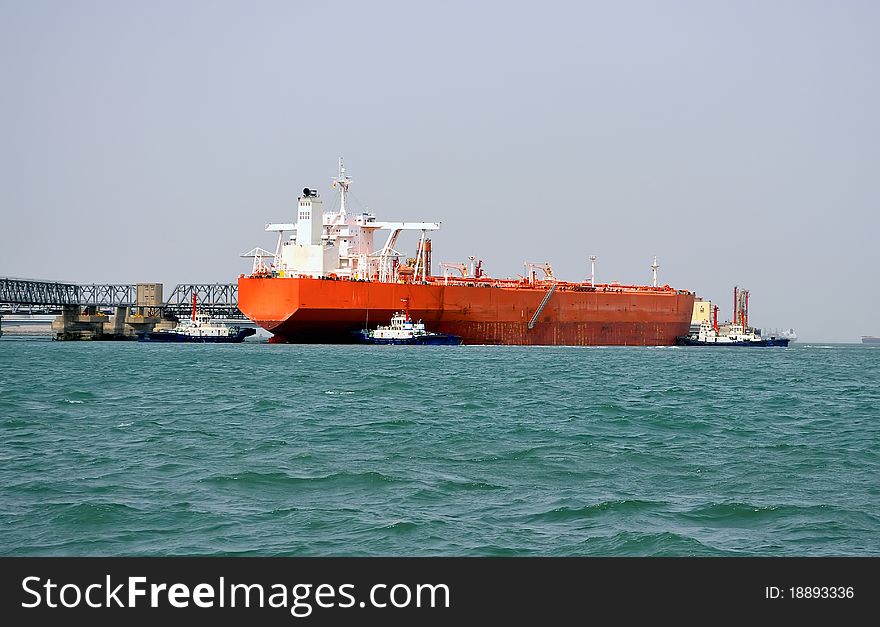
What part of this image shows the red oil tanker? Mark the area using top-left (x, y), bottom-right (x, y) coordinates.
top-left (238, 160), bottom-right (695, 345)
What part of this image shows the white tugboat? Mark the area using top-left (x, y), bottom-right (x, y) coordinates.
top-left (676, 288), bottom-right (789, 347)
top-left (676, 319), bottom-right (789, 347)
top-left (356, 299), bottom-right (461, 345)
top-left (137, 294), bottom-right (256, 343)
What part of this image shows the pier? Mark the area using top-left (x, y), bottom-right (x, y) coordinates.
top-left (0, 278), bottom-right (245, 340)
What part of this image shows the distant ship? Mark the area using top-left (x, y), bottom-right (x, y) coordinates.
top-left (765, 328), bottom-right (797, 343)
top-left (137, 295), bottom-right (255, 343)
top-left (238, 159), bottom-right (695, 345)
top-left (356, 300), bottom-right (461, 345)
top-left (862, 336), bottom-right (880, 345)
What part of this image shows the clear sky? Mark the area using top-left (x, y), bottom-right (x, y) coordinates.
top-left (1, 0), bottom-right (877, 341)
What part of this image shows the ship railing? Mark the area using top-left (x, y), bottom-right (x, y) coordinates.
top-left (423, 275), bottom-right (681, 292)
top-left (239, 272), bottom-right (689, 295)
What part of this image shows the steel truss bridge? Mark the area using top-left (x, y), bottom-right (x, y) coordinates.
top-left (163, 283), bottom-right (241, 319)
top-left (0, 278), bottom-right (244, 319)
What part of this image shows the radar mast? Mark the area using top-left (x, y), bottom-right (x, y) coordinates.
top-left (331, 157), bottom-right (352, 217)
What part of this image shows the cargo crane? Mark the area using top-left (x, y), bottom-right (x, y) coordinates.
top-left (524, 262), bottom-right (554, 286)
top-left (240, 247), bottom-right (276, 275)
top-left (441, 263), bottom-right (468, 284)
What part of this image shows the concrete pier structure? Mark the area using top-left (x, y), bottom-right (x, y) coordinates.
top-left (47, 283), bottom-right (167, 340)
top-left (51, 305), bottom-right (108, 340)
top-left (119, 311), bottom-right (163, 338)
top-left (50, 306), bottom-right (165, 340)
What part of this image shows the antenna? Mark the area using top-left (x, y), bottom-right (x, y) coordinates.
top-left (331, 156), bottom-right (352, 217)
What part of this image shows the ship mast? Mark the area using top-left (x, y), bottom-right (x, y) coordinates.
top-left (332, 157), bottom-right (352, 218)
top-left (733, 286), bottom-right (738, 327)
top-left (651, 256), bottom-right (659, 288)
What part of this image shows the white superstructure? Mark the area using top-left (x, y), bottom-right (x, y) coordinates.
top-left (691, 320), bottom-right (763, 344)
top-left (264, 159), bottom-right (441, 282)
top-left (369, 311), bottom-right (430, 340)
top-left (169, 313), bottom-right (238, 338)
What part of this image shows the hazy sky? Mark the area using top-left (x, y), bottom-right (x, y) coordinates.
top-left (1, 0), bottom-right (877, 341)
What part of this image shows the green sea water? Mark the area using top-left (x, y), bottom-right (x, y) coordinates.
top-left (1, 338), bottom-right (878, 556)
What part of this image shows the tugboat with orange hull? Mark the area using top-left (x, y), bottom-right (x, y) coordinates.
top-left (238, 159), bottom-right (696, 346)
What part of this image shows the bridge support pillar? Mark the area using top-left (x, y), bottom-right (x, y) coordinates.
top-left (105, 306), bottom-right (128, 337)
top-left (122, 309), bottom-right (161, 338)
top-left (51, 305), bottom-right (107, 340)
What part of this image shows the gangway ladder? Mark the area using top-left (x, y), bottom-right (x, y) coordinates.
top-left (528, 282), bottom-right (558, 329)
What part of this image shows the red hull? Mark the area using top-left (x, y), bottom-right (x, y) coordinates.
top-left (238, 277), bottom-right (695, 346)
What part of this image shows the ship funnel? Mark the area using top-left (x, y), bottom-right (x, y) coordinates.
top-left (302, 188), bottom-right (318, 198)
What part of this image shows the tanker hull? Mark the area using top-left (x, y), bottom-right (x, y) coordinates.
top-left (238, 277), bottom-right (695, 346)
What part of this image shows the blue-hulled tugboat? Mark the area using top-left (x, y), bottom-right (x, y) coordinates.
top-left (675, 291), bottom-right (789, 347)
top-left (137, 294), bottom-right (256, 343)
top-left (675, 319), bottom-right (790, 347)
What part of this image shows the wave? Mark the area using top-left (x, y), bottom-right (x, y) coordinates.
top-left (2, 418), bottom-right (33, 428)
top-left (435, 479), bottom-right (506, 492)
top-left (380, 521), bottom-right (419, 533)
top-left (679, 502), bottom-right (880, 527)
top-left (199, 470), bottom-right (402, 488)
top-left (63, 390), bottom-right (97, 402)
top-left (682, 502), bottom-right (783, 522)
top-left (584, 531), bottom-right (723, 556)
top-left (46, 502), bottom-right (143, 524)
top-left (529, 499), bottom-right (666, 522)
